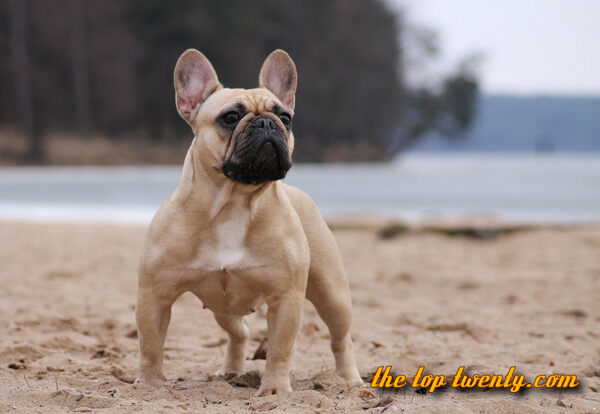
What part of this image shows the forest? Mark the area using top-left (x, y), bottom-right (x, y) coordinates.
top-left (1, 0), bottom-right (479, 163)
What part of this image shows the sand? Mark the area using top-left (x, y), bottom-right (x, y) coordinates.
top-left (0, 219), bottom-right (599, 413)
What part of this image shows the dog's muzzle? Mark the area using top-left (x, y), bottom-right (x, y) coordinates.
top-left (222, 116), bottom-right (292, 185)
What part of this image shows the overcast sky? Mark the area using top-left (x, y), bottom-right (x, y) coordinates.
top-left (387, 0), bottom-right (600, 96)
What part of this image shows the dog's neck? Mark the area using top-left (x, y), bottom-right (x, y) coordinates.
top-left (175, 138), bottom-right (272, 221)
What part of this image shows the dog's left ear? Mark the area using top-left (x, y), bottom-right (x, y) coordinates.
top-left (174, 49), bottom-right (222, 124)
top-left (259, 49), bottom-right (297, 111)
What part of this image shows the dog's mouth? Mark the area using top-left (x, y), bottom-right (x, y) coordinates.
top-left (220, 134), bottom-right (291, 185)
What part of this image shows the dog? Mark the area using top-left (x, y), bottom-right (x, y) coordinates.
top-left (135, 49), bottom-right (362, 396)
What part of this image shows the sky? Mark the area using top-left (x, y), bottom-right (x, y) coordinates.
top-left (387, 0), bottom-right (600, 96)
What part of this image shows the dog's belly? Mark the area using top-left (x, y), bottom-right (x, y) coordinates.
top-left (189, 270), bottom-right (265, 315)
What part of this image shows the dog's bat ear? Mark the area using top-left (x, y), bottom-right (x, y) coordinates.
top-left (259, 49), bottom-right (297, 111)
top-left (174, 49), bottom-right (222, 124)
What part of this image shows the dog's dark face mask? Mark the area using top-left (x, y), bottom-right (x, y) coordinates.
top-left (220, 110), bottom-right (292, 185)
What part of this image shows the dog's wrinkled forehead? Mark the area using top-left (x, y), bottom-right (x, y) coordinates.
top-left (239, 89), bottom-right (282, 114)
top-left (204, 88), bottom-right (291, 118)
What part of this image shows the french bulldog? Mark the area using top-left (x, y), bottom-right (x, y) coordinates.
top-left (136, 49), bottom-right (362, 396)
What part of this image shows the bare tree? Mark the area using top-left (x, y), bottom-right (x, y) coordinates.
top-left (70, 0), bottom-right (93, 139)
top-left (9, 0), bottom-right (41, 161)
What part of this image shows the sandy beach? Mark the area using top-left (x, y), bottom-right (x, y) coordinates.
top-left (0, 218), bottom-right (599, 413)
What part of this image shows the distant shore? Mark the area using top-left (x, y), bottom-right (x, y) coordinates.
top-left (0, 131), bottom-right (190, 166)
top-left (0, 130), bottom-right (390, 166)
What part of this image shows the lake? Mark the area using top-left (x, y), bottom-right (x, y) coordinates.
top-left (0, 153), bottom-right (598, 224)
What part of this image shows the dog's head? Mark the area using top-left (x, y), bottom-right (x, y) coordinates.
top-left (174, 49), bottom-right (296, 185)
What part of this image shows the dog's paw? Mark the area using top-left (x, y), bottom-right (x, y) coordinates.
top-left (335, 368), bottom-right (364, 388)
top-left (254, 377), bottom-right (292, 397)
top-left (134, 373), bottom-right (166, 388)
top-left (134, 377), bottom-right (165, 388)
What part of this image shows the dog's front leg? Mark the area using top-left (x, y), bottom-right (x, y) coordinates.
top-left (135, 286), bottom-right (175, 387)
top-left (255, 292), bottom-right (304, 396)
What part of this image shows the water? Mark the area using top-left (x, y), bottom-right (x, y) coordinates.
top-left (0, 153), bottom-right (598, 224)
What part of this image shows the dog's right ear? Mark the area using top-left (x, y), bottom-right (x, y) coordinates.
top-left (174, 49), bottom-right (222, 124)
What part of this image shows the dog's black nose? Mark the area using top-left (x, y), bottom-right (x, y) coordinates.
top-left (252, 116), bottom-right (276, 130)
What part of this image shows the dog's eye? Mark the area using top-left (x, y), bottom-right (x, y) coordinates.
top-left (221, 111), bottom-right (240, 126)
top-left (279, 113), bottom-right (291, 126)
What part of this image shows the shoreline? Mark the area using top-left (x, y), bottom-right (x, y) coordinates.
top-left (1, 155), bottom-right (600, 224)
top-left (1, 215), bottom-right (598, 233)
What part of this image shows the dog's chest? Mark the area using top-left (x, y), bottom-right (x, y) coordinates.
top-left (187, 199), bottom-right (265, 314)
top-left (193, 197), bottom-right (250, 273)
top-left (215, 204), bottom-right (249, 270)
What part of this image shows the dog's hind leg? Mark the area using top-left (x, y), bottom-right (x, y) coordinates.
top-left (213, 314), bottom-right (249, 375)
top-left (306, 265), bottom-right (363, 385)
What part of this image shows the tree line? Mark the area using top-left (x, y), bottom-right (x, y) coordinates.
top-left (0, 0), bottom-right (479, 163)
